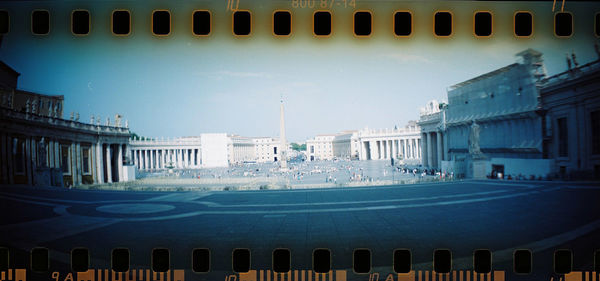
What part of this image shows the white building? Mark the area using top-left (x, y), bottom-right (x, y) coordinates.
top-left (131, 133), bottom-right (280, 169)
top-left (228, 134), bottom-right (256, 165)
top-left (332, 131), bottom-right (360, 160)
top-left (306, 134), bottom-right (336, 161)
top-left (253, 137), bottom-right (281, 163)
top-left (200, 133), bottom-right (229, 167)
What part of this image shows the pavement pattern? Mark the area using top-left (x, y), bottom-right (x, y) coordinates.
top-left (1, 180), bottom-right (599, 281)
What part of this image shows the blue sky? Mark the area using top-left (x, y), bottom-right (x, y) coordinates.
top-left (1, 1), bottom-right (599, 142)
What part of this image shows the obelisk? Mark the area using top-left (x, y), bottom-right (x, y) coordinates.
top-left (279, 97), bottom-right (288, 170)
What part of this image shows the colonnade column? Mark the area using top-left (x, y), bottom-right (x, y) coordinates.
top-left (402, 139), bottom-right (407, 159)
top-left (133, 149), bottom-right (138, 168)
top-left (76, 142), bottom-right (82, 185)
top-left (106, 145), bottom-right (112, 183)
top-left (436, 131), bottom-right (443, 169)
top-left (96, 143), bottom-right (104, 184)
top-left (117, 145), bottom-right (123, 182)
top-left (192, 149), bottom-right (196, 167)
top-left (421, 133), bottom-right (428, 166)
top-left (184, 149), bottom-right (188, 167)
top-left (417, 139), bottom-right (421, 160)
top-left (443, 132), bottom-right (449, 162)
top-left (151, 149), bottom-right (155, 170)
top-left (168, 150), bottom-right (172, 167)
top-left (179, 149), bottom-right (183, 168)
top-left (427, 133), bottom-right (433, 168)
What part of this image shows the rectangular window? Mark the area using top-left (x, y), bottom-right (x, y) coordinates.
top-left (592, 110), bottom-right (600, 155)
top-left (82, 147), bottom-right (91, 174)
top-left (310, 146), bottom-right (315, 153)
top-left (61, 144), bottom-right (71, 174)
top-left (557, 117), bottom-right (568, 157)
top-left (273, 147), bottom-right (277, 154)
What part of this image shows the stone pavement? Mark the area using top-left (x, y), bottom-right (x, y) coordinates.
top-left (1, 180), bottom-right (599, 281)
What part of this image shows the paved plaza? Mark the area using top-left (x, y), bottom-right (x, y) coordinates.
top-left (106, 160), bottom-right (444, 192)
top-left (1, 180), bottom-right (599, 281)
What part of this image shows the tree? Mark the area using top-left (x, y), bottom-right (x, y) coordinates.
top-left (290, 143), bottom-right (306, 151)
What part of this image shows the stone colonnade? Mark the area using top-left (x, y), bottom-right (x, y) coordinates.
top-left (420, 130), bottom-right (447, 169)
top-left (0, 108), bottom-right (131, 186)
top-left (131, 146), bottom-right (201, 170)
top-left (360, 137), bottom-right (421, 161)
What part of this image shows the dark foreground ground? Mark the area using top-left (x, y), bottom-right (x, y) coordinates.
top-left (1, 180), bottom-right (599, 281)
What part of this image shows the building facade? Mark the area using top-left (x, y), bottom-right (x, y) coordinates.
top-left (418, 100), bottom-right (447, 170)
top-left (130, 134), bottom-right (284, 169)
top-left (129, 136), bottom-right (202, 170)
top-left (539, 58), bottom-right (600, 179)
top-left (332, 131), bottom-right (359, 160)
top-left (306, 134), bottom-right (336, 161)
top-left (306, 122), bottom-right (422, 164)
top-left (253, 137), bottom-right (281, 163)
top-left (228, 135), bottom-right (256, 165)
top-left (441, 49), bottom-right (552, 178)
top-left (0, 61), bottom-right (131, 187)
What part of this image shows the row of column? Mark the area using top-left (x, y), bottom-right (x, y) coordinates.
top-left (133, 148), bottom-right (200, 170)
top-left (0, 132), bottom-right (126, 185)
top-left (421, 131), bottom-right (446, 169)
top-left (361, 138), bottom-right (421, 160)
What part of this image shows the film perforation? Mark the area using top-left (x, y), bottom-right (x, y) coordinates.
top-left (313, 10), bottom-right (332, 36)
top-left (151, 248), bottom-right (170, 273)
top-left (433, 11), bottom-right (452, 37)
top-left (554, 12), bottom-right (573, 37)
top-left (111, 248), bottom-right (130, 273)
top-left (233, 10), bottom-right (252, 36)
top-left (0, 8), bottom-right (596, 38)
top-left (313, 249), bottom-right (331, 274)
top-left (233, 248), bottom-right (252, 273)
top-left (70, 247), bottom-right (89, 273)
top-left (472, 250), bottom-right (491, 274)
top-left (353, 10), bottom-right (372, 37)
top-left (512, 249), bottom-right (531, 275)
top-left (30, 10), bottom-right (49, 35)
top-left (191, 248), bottom-right (210, 273)
top-left (151, 10), bottom-right (171, 36)
top-left (71, 10), bottom-right (90, 36)
top-left (273, 10), bottom-right (292, 36)
top-left (0, 10), bottom-right (9, 35)
top-left (111, 10), bottom-right (131, 36)
top-left (192, 10), bottom-right (212, 36)
top-left (514, 11), bottom-right (533, 37)
top-left (473, 12), bottom-right (492, 38)
top-left (272, 248), bottom-right (291, 273)
top-left (393, 11), bottom-right (412, 37)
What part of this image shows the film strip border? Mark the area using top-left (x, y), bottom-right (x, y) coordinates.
top-left (0, 8), bottom-right (599, 38)
top-left (1, 247), bottom-right (600, 276)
